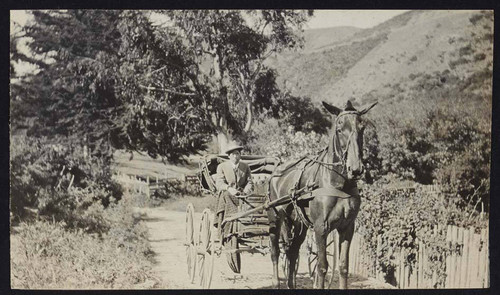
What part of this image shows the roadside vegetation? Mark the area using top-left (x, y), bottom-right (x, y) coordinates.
top-left (10, 135), bottom-right (157, 289)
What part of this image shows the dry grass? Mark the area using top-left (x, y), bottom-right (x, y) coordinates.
top-left (11, 194), bottom-right (158, 289)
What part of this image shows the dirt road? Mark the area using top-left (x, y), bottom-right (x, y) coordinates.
top-left (141, 206), bottom-right (395, 289)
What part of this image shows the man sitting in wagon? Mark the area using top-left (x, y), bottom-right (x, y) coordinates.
top-left (214, 143), bottom-right (254, 229)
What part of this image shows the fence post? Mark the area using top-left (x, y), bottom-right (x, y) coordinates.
top-left (395, 248), bottom-right (400, 288)
top-left (469, 230), bottom-right (480, 287)
top-left (461, 229), bottom-right (470, 287)
top-left (376, 234), bottom-right (383, 282)
top-left (418, 239), bottom-right (424, 288)
top-left (454, 227), bottom-right (462, 287)
top-left (481, 228), bottom-right (489, 288)
top-left (399, 248), bottom-right (404, 289)
top-left (452, 225), bottom-right (459, 288)
top-left (146, 176), bottom-right (150, 198)
top-left (410, 240), bottom-right (417, 289)
top-left (444, 225), bottom-right (451, 288)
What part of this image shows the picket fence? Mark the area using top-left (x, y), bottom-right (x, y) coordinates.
top-left (342, 224), bottom-right (489, 289)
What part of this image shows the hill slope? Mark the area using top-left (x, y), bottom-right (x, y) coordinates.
top-left (269, 10), bottom-right (493, 107)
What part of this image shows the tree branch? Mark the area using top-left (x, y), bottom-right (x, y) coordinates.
top-left (139, 84), bottom-right (196, 96)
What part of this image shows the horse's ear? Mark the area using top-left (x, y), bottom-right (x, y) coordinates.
top-left (322, 101), bottom-right (342, 116)
top-left (359, 101), bottom-right (378, 115)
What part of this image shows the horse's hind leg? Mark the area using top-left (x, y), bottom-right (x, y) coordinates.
top-left (338, 222), bottom-right (354, 289)
top-left (268, 209), bottom-right (283, 288)
top-left (286, 222), bottom-right (308, 288)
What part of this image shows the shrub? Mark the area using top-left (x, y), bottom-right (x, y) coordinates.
top-left (357, 179), bottom-right (487, 287)
top-left (10, 135), bottom-right (123, 232)
top-left (247, 118), bottom-right (328, 162)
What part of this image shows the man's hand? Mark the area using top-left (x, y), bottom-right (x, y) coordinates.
top-left (227, 187), bottom-right (239, 196)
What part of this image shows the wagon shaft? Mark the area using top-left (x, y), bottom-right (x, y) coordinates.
top-left (221, 185), bottom-right (316, 226)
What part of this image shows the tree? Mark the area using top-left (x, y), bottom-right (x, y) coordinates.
top-left (157, 10), bottom-right (313, 152)
top-left (12, 10), bottom-right (312, 162)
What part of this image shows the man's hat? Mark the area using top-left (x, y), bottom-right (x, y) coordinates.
top-left (225, 143), bottom-right (244, 155)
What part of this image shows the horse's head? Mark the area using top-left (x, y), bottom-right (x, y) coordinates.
top-left (322, 100), bottom-right (377, 180)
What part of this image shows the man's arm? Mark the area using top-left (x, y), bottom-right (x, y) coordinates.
top-left (215, 164), bottom-right (230, 191)
top-left (243, 164), bottom-right (254, 195)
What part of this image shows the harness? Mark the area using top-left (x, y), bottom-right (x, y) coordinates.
top-left (268, 110), bottom-right (361, 230)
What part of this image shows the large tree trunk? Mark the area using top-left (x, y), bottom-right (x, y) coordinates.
top-left (217, 129), bottom-right (232, 154)
top-left (243, 100), bottom-right (253, 132)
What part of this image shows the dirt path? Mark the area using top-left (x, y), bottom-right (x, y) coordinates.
top-left (141, 206), bottom-right (395, 289)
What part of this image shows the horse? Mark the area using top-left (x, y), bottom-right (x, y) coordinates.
top-left (267, 100), bottom-right (377, 289)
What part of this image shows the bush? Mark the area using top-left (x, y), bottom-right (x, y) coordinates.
top-left (247, 118), bottom-right (328, 162)
top-left (10, 135), bottom-right (123, 232)
top-left (357, 179), bottom-right (487, 287)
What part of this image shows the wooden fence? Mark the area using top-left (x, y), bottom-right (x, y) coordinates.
top-left (112, 172), bottom-right (200, 197)
top-left (344, 225), bottom-right (489, 289)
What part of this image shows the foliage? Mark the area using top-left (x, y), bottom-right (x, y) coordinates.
top-left (13, 10), bottom-right (213, 162)
top-left (10, 135), bottom-right (123, 232)
top-left (156, 10), bottom-right (313, 151)
top-left (357, 178), bottom-right (488, 287)
top-left (247, 118), bottom-right (328, 162)
top-left (11, 207), bottom-right (156, 289)
top-left (365, 65), bottom-right (491, 206)
top-left (11, 10), bottom-right (316, 161)
top-left (270, 94), bottom-right (330, 134)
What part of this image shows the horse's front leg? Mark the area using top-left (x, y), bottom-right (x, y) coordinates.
top-left (286, 223), bottom-right (307, 288)
top-left (338, 222), bottom-right (354, 289)
top-left (268, 211), bottom-right (282, 288)
top-left (313, 227), bottom-right (328, 289)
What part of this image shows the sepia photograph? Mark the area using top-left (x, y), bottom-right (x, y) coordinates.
top-left (9, 9), bottom-right (492, 289)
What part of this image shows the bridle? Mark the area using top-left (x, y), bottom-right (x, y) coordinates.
top-left (332, 111), bottom-right (360, 173)
top-left (306, 111), bottom-right (361, 180)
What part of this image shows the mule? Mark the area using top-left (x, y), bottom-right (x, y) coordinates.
top-left (267, 100), bottom-right (377, 289)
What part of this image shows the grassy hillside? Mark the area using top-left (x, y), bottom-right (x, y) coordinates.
top-left (269, 10), bottom-right (493, 107)
top-left (302, 26), bottom-right (362, 53)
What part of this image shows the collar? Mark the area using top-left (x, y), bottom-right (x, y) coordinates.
top-left (231, 161), bottom-right (240, 170)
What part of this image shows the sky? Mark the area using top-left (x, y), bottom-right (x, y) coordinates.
top-left (11, 10), bottom-right (408, 30)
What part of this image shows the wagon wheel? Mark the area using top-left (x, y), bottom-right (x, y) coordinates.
top-left (197, 209), bottom-right (215, 289)
top-left (185, 203), bottom-right (196, 283)
top-left (224, 221), bottom-right (241, 273)
top-left (306, 229), bottom-right (337, 288)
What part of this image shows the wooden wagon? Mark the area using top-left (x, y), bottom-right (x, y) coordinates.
top-left (185, 154), bottom-right (338, 288)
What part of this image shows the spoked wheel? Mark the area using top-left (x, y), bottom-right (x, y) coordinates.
top-left (185, 203), bottom-right (196, 283)
top-left (306, 229), bottom-right (337, 288)
top-left (197, 208), bottom-right (215, 289)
